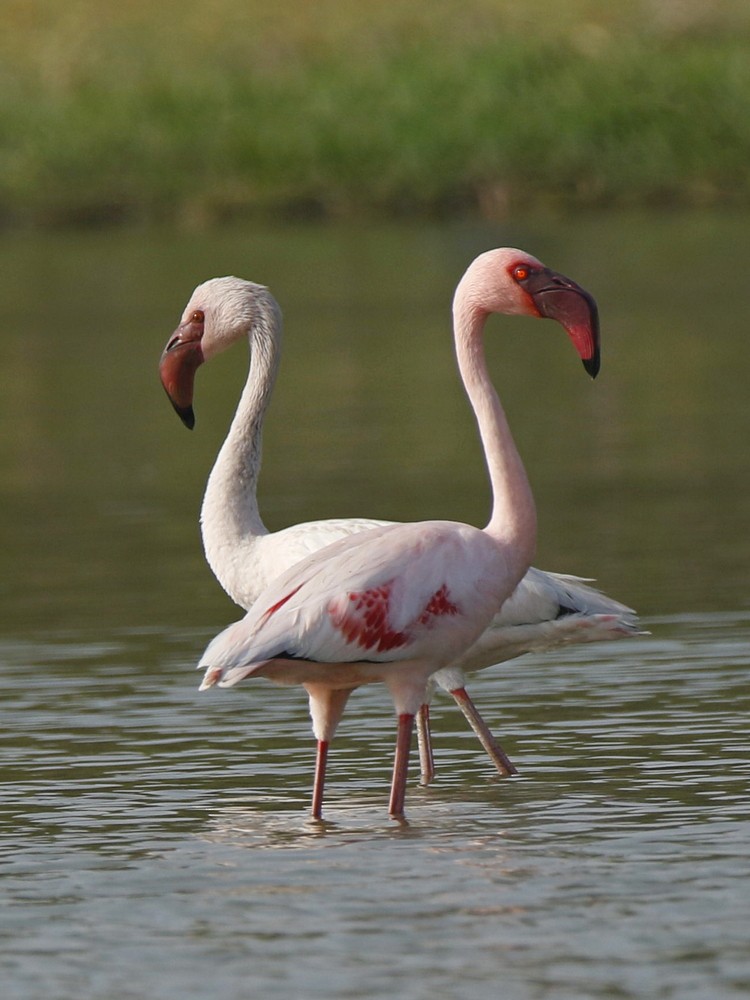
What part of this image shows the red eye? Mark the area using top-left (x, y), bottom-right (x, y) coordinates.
top-left (513, 266), bottom-right (530, 281)
top-left (190, 310), bottom-right (204, 323)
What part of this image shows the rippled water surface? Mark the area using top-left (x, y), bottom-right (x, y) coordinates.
top-left (2, 214), bottom-right (749, 999)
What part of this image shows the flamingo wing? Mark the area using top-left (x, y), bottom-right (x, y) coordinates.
top-left (199, 520), bottom-right (512, 689)
top-left (495, 567), bottom-right (639, 627)
top-left (436, 569), bottom-right (644, 679)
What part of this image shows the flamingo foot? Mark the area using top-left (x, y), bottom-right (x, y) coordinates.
top-left (389, 713), bottom-right (415, 820)
top-left (450, 687), bottom-right (518, 777)
top-left (416, 703), bottom-right (435, 786)
top-left (311, 739), bottom-right (329, 820)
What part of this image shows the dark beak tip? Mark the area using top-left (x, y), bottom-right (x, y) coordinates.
top-left (174, 403), bottom-right (196, 429)
top-left (583, 355), bottom-right (601, 379)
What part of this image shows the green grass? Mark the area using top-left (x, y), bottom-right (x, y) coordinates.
top-left (2, 0), bottom-right (750, 225)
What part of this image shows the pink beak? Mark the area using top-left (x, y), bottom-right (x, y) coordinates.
top-left (159, 315), bottom-right (205, 429)
top-left (524, 268), bottom-right (601, 377)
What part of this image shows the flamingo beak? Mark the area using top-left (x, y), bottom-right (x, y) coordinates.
top-left (527, 269), bottom-right (601, 378)
top-left (159, 316), bottom-right (205, 429)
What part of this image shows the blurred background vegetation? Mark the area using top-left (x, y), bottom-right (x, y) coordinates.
top-left (2, 0), bottom-right (750, 227)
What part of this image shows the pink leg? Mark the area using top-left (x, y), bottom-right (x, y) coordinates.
top-left (311, 739), bottom-right (329, 820)
top-left (304, 686), bottom-right (354, 820)
top-left (450, 687), bottom-right (518, 777)
top-left (389, 713), bottom-right (415, 821)
top-left (416, 703), bottom-right (435, 786)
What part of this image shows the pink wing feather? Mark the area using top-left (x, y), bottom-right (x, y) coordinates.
top-left (198, 520), bottom-right (513, 688)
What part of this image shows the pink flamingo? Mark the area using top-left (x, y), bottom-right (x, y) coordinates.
top-left (189, 247), bottom-right (601, 820)
top-left (160, 257), bottom-right (639, 789)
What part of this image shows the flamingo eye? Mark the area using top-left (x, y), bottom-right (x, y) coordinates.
top-left (513, 265), bottom-right (531, 282)
top-left (190, 310), bottom-right (205, 323)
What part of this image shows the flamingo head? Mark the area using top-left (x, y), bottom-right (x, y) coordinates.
top-left (459, 248), bottom-right (601, 378)
top-left (159, 277), bottom-right (277, 429)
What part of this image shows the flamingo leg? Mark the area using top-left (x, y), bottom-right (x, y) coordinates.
top-left (416, 703), bottom-right (435, 786)
top-left (304, 685), bottom-right (354, 820)
top-left (450, 686), bottom-right (518, 777)
top-left (311, 740), bottom-right (329, 820)
top-left (389, 713), bottom-right (415, 821)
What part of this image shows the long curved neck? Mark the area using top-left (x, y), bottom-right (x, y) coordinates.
top-left (200, 293), bottom-right (282, 582)
top-left (452, 290), bottom-right (537, 571)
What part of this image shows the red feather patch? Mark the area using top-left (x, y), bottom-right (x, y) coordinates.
top-left (329, 581), bottom-right (460, 653)
top-left (419, 584), bottom-right (460, 623)
top-left (259, 583), bottom-right (304, 625)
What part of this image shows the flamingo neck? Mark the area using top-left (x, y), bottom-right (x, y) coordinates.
top-left (200, 293), bottom-right (282, 602)
top-left (452, 291), bottom-right (537, 573)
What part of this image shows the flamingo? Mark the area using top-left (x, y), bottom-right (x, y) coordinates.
top-left (177, 247), bottom-right (602, 820)
top-left (160, 257), bottom-right (640, 790)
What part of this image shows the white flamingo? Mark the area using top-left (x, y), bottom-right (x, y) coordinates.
top-left (170, 247), bottom-right (609, 820)
top-left (160, 254), bottom-right (640, 793)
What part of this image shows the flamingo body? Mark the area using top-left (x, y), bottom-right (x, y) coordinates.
top-left (200, 519), bottom-right (514, 690)
top-left (197, 518), bottom-right (527, 820)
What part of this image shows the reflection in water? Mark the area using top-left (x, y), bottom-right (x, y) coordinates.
top-left (2, 216), bottom-right (750, 999)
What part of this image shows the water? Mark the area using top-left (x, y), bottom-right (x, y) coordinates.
top-left (1, 213), bottom-right (749, 999)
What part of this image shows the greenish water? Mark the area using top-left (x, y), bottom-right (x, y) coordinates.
top-left (1, 213), bottom-right (749, 999)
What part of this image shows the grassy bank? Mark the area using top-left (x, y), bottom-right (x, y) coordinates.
top-left (2, 0), bottom-right (750, 225)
